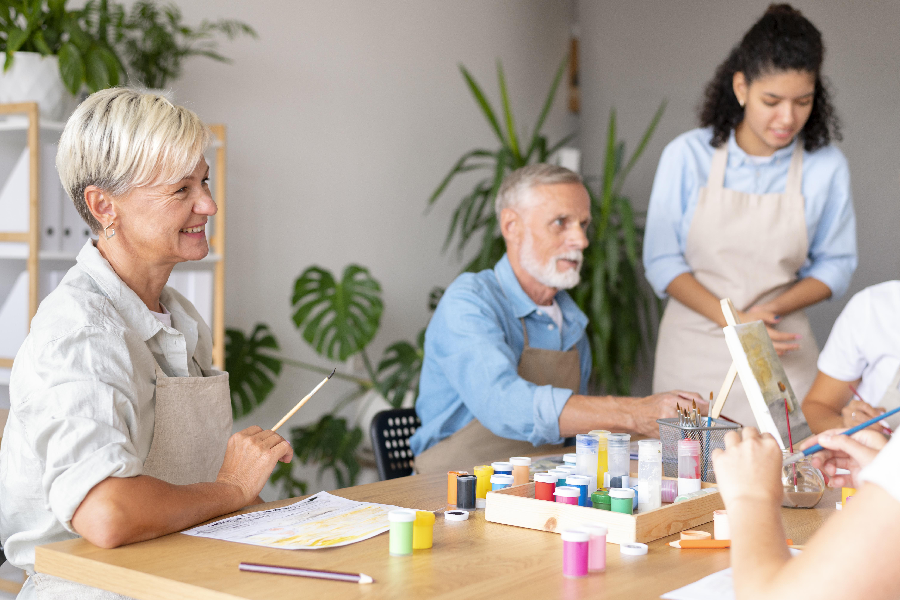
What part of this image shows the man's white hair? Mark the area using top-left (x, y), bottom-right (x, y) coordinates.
top-left (57, 87), bottom-right (211, 233)
top-left (494, 163), bottom-right (583, 218)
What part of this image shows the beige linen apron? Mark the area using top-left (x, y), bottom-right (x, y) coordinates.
top-left (30, 362), bottom-right (232, 600)
top-left (877, 366), bottom-right (900, 431)
top-left (653, 140), bottom-right (818, 432)
top-left (414, 319), bottom-right (579, 474)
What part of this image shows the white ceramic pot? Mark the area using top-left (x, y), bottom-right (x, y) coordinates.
top-left (0, 52), bottom-right (77, 121)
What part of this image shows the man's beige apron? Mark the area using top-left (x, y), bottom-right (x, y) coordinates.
top-left (29, 362), bottom-right (232, 599)
top-left (414, 319), bottom-right (580, 474)
top-left (877, 365), bottom-right (900, 431)
top-left (653, 140), bottom-right (819, 431)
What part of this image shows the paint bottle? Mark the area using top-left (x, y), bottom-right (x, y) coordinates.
top-left (388, 509), bottom-right (416, 556)
top-left (554, 485), bottom-right (580, 505)
top-left (490, 473), bottom-right (514, 491)
top-left (561, 530), bottom-right (590, 578)
top-left (510, 456), bottom-right (531, 485)
top-left (563, 453), bottom-right (578, 468)
top-left (713, 509), bottom-right (730, 540)
top-left (661, 479), bottom-right (678, 503)
top-left (549, 468), bottom-right (569, 487)
top-left (491, 461), bottom-right (513, 475)
top-left (591, 489), bottom-right (611, 511)
top-left (581, 524), bottom-right (608, 573)
top-left (575, 434), bottom-right (600, 492)
top-left (456, 475), bottom-right (477, 509)
top-left (677, 439), bottom-right (702, 496)
top-left (534, 472), bottom-right (558, 501)
top-left (412, 511), bottom-right (435, 550)
top-left (607, 433), bottom-right (631, 488)
top-left (447, 471), bottom-right (468, 505)
top-left (637, 439), bottom-right (662, 512)
top-left (565, 474), bottom-right (591, 507)
top-left (589, 430), bottom-right (610, 494)
top-left (474, 465), bottom-right (494, 509)
top-left (609, 488), bottom-right (635, 515)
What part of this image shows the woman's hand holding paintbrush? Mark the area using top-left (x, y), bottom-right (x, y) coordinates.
top-left (799, 428), bottom-right (888, 489)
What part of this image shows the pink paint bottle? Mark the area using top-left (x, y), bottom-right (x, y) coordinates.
top-left (554, 486), bottom-right (580, 505)
top-left (534, 472), bottom-right (557, 501)
top-left (581, 524), bottom-right (608, 572)
top-left (677, 439), bottom-right (702, 496)
top-left (561, 529), bottom-right (590, 578)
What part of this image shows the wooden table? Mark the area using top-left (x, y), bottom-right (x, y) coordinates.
top-left (36, 474), bottom-right (839, 600)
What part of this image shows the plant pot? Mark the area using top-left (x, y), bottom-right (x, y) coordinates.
top-left (0, 52), bottom-right (77, 121)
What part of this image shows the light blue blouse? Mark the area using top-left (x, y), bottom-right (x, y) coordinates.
top-left (643, 127), bottom-right (857, 300)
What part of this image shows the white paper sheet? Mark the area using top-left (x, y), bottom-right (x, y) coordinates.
top-left (662, 549), bottom-right (800, 600)
top-left (182, 491), bottom-right (411, 550)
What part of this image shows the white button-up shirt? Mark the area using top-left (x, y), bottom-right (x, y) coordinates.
top-left (0, 241), bottom-right (213, 573)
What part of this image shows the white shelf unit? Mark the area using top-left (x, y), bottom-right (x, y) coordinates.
top-left (0, 103), bottom-right (228, 382)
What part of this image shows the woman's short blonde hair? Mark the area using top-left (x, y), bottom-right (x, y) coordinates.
top-left (57, 88), bottom-right (211, 233)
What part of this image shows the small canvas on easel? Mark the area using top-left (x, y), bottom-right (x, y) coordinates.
top-left (722, 321), bottom-right (812, 448)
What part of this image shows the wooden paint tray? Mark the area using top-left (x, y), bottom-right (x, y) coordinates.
top-left (484, 477), bottom-right (723, 545)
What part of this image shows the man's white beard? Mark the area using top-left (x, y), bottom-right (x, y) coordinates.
top-left (519, 230), bottom-right (583, 290)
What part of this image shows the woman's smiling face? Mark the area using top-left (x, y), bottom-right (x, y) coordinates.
top-left (733, 69), bottom-right (816, 156)
top-left (112, 157), bottom-right (217, 266)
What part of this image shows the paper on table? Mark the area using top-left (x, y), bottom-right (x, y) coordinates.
top-left (183, 491), bottom-right (412, 550)
top-left (662, 549), bottom-right (800, 600)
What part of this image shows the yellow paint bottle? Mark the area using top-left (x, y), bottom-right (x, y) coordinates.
top-left (590, 430), bottom-right (610, 489)
top-left (842, 487), bottom-right (856, 506)
top-left (412, 511), bottom-right (435, 550)
top-left (474, 464), bottom-right (494, 508)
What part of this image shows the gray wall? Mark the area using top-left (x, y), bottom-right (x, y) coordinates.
top-left (170, 0), bottom-right (575, 494)
top-left (579, 1), bottom-right (900, 392)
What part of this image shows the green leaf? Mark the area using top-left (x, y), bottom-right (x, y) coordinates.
top-left (269, 461), bottom-right (307, 498)
top-left (525, 55), bottom-right (567, 160)
top-left (496, 61), bottom-right (520, 162)
top-left (291, 265), bottom-right (383, 361)
top-left (57, 42), bottom-right (85, 95)
top-left (6, 28), bottom-right (29, 55)
top-left (459, 64), bottom-right (505, 146)
top-left (225, 324), bottom-right (283, 419)
top-left (288, 415), bottom-right (363, 489)
top-left (613, 100), bottom-right (667, 197)
top-left (375, 329), bottom-right (425, 408)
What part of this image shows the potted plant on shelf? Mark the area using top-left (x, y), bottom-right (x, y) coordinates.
top-left (113, 1), bottom-right (257, 93)
top-left (429, 56), bottom-right (666, 395)
top-left (0, 0), bottom-right (125, 120)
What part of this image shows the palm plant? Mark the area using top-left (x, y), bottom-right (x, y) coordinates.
top-left (429, 56), bottom-right (665, 395)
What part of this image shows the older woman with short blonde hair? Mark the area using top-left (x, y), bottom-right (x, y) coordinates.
top-left (0, 88), bottom-right (292, 600)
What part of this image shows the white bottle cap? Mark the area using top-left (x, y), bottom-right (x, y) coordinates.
top-left (490, 474), bottom-right (514, 485)
top-left (491, 461), bottom-right (513, 472)
top-left (580, 524), bottom-right (608, 537)
top-left (388, 509), bottom-right (416, 522)
top-left (565, 475), bottom-right (590, 486)
top-left (561, 529), bottom-right (590, 543)
top-left (553, 486), bottom-right (581, 498)
top-left (620, 542), bottom-right (648, 555)
top-left (534, 472), bottom-right (558, 484)
top-left (563, 453), bottom-right (578, 464)
top-left (510, 456), bottom-right (532, 466)
top-left (609, 488), bottom-right (635, 499)
top-left (444, 510), bottom-right (469, 521)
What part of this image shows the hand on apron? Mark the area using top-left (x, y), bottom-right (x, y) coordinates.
top-left (739, 305), bottom-right (801, 355)
top-left (216, 426), bottom-right (293, 505)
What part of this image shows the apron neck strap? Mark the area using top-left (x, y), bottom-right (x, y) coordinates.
top-left (519, 318), bottom-right (530, 348)
top-left (707, 144), bottom-right (729, 192)
top-left (785, 138), bottom-right (804, 196)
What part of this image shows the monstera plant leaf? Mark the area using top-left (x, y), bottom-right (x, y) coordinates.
top-left (225, 323), bottom-right (283, 419)
top-left (376, 328), bottom-right (425, 408)
top-left (291, 265), bottom-right (383, 361)
top-left (289, 414), bottom-right (363, 489)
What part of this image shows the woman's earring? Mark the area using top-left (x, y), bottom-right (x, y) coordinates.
top-left (104, 221), bottom-right (115, 240)
top-left (739, 100), bottom-right (745, 108)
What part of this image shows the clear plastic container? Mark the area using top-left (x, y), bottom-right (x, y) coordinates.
top-left (589, 430), bottom-right (610, 491)
top-left (607, 433), bottom-right (631, 488)
top-left (637, 439), bottom-right (662, 512)
top-left (576, 433), bottom-right (600, 492)
top-left (781, 452), bottom-right (825, 508)
top-left (677, 439), bottom-right (701, 496)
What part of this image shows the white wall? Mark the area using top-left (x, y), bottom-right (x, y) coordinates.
top-left (169, 0), bottom-right (574, 495)
top-left (579, 1), bottom-right (900, 393)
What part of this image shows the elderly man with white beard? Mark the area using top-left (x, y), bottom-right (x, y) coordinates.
top-left (410, 164), bottom-right (707, 473)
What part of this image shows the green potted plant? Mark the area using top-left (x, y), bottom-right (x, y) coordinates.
top-left (0, 0), bottom-right (124, 119)
top-left (430, 57), bottom-right (665, 395)
top-left (114, 1), bottom-right (257, 91)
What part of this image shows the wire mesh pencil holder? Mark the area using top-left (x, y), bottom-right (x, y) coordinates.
top-left (657, 418), bottom-right (741, 483)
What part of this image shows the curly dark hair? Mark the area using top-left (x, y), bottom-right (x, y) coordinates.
top-left (699, 4), bottom-right (841, 151)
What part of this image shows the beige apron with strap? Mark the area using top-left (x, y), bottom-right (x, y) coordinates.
top-left (30, 362), bottom-right (232, 600)
top-left (877, 365), bottom-right (900, 431)
top-left (653, 139), bottom-right (819, 431)
top-left (414, 319), bottom-right (580, 474)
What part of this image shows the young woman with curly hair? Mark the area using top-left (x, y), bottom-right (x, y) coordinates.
top-left (644, 4), bottom-right (857, 429)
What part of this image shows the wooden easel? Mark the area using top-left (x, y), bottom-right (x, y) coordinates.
top-left (709, 298), bottom-right (740, 420)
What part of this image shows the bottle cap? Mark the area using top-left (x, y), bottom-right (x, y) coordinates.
top-left (607, 433), bottom-right (631, 446)
top-left (490, 474), bottom-right (514, 485)
top-left (491, 461), bottom-right (513, 472)
top-left (620, 542), bottom-right (648, 555)
top-left (414, 511), bottom-right (435, 525)
top-left (564, 475), bottom-right (590, 486)
top-left (576, 434), bottom-right (599, 449)
top-left (609, 488), bottom-right (635, 499)
top-left (563, 453), bottom-right (578, 465)
top-left (554, 486), bottom-right (581, 498)
top-left (444, 510), bottom-right (469, 521)
top-left (638, 439), bottom-right (662, 460)
top-left (509, 456), bottom-right (531, 466)
top-left (534, 472), bottom-right (558, 484)
top-left (388, 509), bottom-right (416, 522)
top-left (580, 524), bottom-right (609, 537)
top-left (678, 439), bottom-right (701, 455)
top-left (561, 529), bottom-right (590, 543)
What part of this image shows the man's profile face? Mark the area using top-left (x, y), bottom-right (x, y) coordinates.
top-left (517, 183), bottom-right (591, 289)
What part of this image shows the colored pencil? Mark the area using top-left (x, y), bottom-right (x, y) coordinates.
top-left (239, 562), bottom-right (374, 584)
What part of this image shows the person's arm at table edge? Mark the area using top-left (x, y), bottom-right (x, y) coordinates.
top-left (802, 372), bottom-right (860, 433)
top-left (72, 426), bottom-right (292, 549)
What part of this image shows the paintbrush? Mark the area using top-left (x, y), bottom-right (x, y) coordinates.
top-left (783, 404), bottom-right (900, 465)
top-left (784, 398), bottom-right (796, 487)
top-left (272, 369), bottom-right (336, 432)
top-left (849, 384), bottom-right (893, 434)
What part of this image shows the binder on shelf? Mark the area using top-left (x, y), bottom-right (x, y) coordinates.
top-left (40, 144), bottom-right (62, 252)
top-left (0, 270), bottom-right (28, 359)
top-left (0, 147), bottom-right (29, 233)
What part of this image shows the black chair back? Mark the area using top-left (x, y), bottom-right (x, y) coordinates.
top-left (370, 408), bottom-right (420, 480)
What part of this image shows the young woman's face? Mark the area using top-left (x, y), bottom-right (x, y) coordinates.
top-left (732, 69), bottom-right (816, 156)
